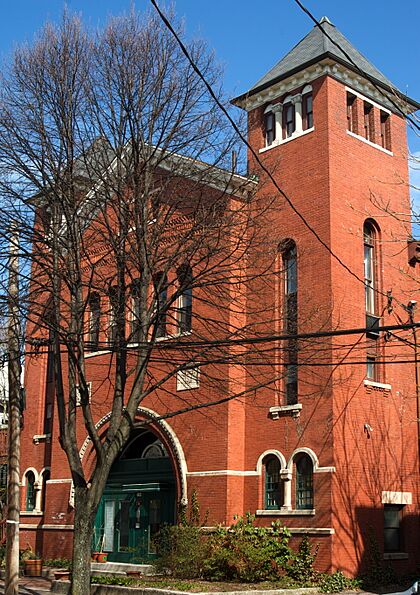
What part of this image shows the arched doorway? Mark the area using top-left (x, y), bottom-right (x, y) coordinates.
top-left (94, 429), bottom-right (176, 562)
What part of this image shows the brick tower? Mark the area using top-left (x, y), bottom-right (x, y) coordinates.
top-left (233, 16), bottom-right (420, 575)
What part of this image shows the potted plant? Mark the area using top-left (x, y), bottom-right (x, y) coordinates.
top-left (92, 528), bottom-right (107, 563)
top-left (21, 548), bottom-right (43, 576)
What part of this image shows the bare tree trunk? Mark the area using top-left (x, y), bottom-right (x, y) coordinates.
top-left (71, 487), bottom-right (95, 595)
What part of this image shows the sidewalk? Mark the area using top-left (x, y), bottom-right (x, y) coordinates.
top-left (0, 575), bottom-right (52, 593)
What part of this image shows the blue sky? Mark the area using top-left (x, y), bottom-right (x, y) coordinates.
top-left (0, 0), bottom-right (419, 222)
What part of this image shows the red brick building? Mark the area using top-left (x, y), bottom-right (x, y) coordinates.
top-left (20, 17), bottom-right (419, 576)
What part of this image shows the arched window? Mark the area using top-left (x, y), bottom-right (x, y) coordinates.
top-left (265, 457), bottom-right (281, 510)
top-left (283, 241), bottom-right (298, 405)
top-left (295, 455), bottom-right (313, 510)
top-left (364, 221), bottom-right (379, 315)
top-left (302, 93), bottom-right (313, 129)
top-left (25, 471), bottom-right (36, 512)
top-left (41, 470), bottom-right (50, 512)
top-left (177, 264), bottom-right (193, 334)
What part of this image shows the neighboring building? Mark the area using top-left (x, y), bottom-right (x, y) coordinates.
top-left (20, 18), bottom-right (419, 577)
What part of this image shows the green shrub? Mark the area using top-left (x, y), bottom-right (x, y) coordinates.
top-left (319, 571), bottom-right (361, 593)
top-left (361, 528), bottom-right (397, 588)
top-left (45, 558), bottom-right (72, 569)
top-left (287, 535), bottom-right (319, 583)
top-left (154, 524), bottom-right (209, 578)
top-left (91, 575), bottom-right (136, 586)
top-left (203, 514), bottom-right (293, 582)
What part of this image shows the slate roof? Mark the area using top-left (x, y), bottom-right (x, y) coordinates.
top-left (233, 17), bottom-right (419, 110)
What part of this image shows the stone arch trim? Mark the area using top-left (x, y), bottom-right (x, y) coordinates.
top-left (287, 447), bottom-right (335, 473)
top-left (71, 407), bottom-right (189, 508)
top-left (256, 449), bottom-right (287, 474)
top-left (21, 467), bottom-right (39, 486)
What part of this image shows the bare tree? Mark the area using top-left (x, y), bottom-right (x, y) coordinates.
top-left (0, 10), bottom-right (304, 594)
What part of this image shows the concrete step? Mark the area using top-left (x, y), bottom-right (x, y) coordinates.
top-left (91, 561), bottom-right (156, 576)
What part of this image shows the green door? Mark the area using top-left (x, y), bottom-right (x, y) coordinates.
top-left (94, 431), bottom-right (176, 562)
top-left (98, 489), bottom-right (173, 562)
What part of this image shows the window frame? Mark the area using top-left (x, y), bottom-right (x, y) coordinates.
top-left (154, 272), bottom-right (168, 339)
top-left (380, 111), bottom-right (391, 150)
top-left (295, 455), bottom-right (314, 510)
top-left (177, 264), bottom-right (193, 334)
top-left (384, 504), bottom-right (403, 553)
top-left (264, 110), bottom-right (275, 146)
top-left (88, 292), bottom-right (101, 350)
top-left (302, 93), bottom-right (313, 130)
top-left (283, 102), bottom-right (295, 139)
top-left (283, 242), bottom-right (298, 405)
top-left (363, 223), bottom-right (377, 316)
top-left (346, 93), bottom-right (357, 133)
top-left (265, 457), bottom-right (281, 510)
top-left (25, 471), bottom-right (36, 512)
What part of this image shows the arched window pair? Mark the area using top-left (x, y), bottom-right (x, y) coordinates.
top-left (264, 454), bottom-right (313, 511)
top-left (24, 469), bottom-right (50, 513)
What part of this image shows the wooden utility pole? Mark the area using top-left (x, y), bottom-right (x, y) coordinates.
top-left (5, 226), bottom-right (20, 595)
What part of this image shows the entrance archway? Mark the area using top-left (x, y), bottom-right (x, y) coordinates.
top-left (94, 429), bottom-right (176, 562)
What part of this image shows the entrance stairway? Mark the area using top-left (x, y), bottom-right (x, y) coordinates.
top-left (91, 561), bottom-right (156, 577)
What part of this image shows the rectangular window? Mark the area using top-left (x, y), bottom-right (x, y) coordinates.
top-left (380, 111), bottom-right (391, 150)
top-left (154, 273), bottom-right (167, 338)
top-left (130, 279), bottom-right (141, 342)
top-left (363, 102), bottom-right (374, 142)
top-left (366, 356), bottom-right (376, 381)
top-left (88, 293), bottom-right (101, 350)
top-left (177, 365), bottom-right (200, 391)
top-left (108, 287), bottom-right (118, 346)
top-left (285, 363), bottom-right (298, 405)
top-left (283, 103), bottom-right (295, 138)
top-left (303, 94), bottom-right (313, 130)
top-left (347, 93), bottom-right (357, 133)
top-left (265, 111), bottom-right (275, 146)
top-left (384, 504), bottom-right (403, 552)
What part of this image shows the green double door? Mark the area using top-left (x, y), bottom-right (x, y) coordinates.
top-left (98, 487), bottom-right (173, 562)
top-left (94, 453), bottom-right (176, 562)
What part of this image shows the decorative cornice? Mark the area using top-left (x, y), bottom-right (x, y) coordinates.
top-left (236, 60), bottom-right (410, 116)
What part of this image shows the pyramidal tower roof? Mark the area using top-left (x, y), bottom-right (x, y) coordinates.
top-left (233, 17), bottom-right (419, 111)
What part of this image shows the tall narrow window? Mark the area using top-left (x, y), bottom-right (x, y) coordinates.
top-left (384, 505), bottom-right (403, 552)
top-left (302, 93), bottom-right (313, 130)
top-left (363, 102), bottom-right (374, 142)
top-left (346, 93), bottom-right (357, 133)
top-left (154, 273), bottom-right (167, 338)
top-left (364, 223), bottom-right (377, 315)
top-left (283, 242), bottom-right (298, 405)
top-left (108, 287), bottom-right (118, 346)
top-left (26, 471), bottom-right (36, 512)
top-left (177, 264), bottom-right (193, 334)
top-left (264, 110), bottom-right (275, 146)
top-left (130, 279), bottom-right (141, 342)
top-left (296, 455), bottom-right (314, 510)
top-left (265, 457), bottom-right (281, 510)
top-left (380, 111), bottom-right (391, 150)
top-left (88, 293), bottom-right (101, 350)
top-left (283, 102), bottom-right (295, 138)
top-left (366, 355), bottom-right (377, 381)
top-left (41, 470), bottom-right (50, 512)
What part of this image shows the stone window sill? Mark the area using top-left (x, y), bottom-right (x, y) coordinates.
top-left (269, 404), bottom-right (302, 419)
top-left (256, 509), bottom-right (315, 516)
top-left (20, 511), bottom-right (43, 516)
top-left (33, 434), bottom-right (51, 444)
top-left (346, 130), bottom-right (393, 155)
top-left (259, 127), bottom-right (314, 153)
top-left (364, 380), bottom-right (391, 396)
top-left (383, 552), bottom-right (408, 560)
